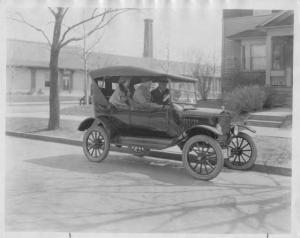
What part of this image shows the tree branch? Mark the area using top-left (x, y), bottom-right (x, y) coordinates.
top-left (8, 12), bottom-right (52, 46)
top-left (59, 8), bottom-right (132, 48)
top-left (62, 8), bottom-right (69, 18)
top-left (59, 9), bottom-right (130, 49)
top-left (48, 7), bottom-right (57, 16)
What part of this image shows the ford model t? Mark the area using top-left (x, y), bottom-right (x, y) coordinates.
top-left (78, 66), bottom-right (257, 180)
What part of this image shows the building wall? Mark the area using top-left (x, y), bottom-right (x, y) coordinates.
top-left (6, 66), bottom-right (85, 96)
top-left (36, 69), bottom-right (50, 94)
top-left (222, 14), bottom-right (274, 79)
top-left (6, 66), bottom-right (31, 93)
top-left (72, 70), bottom-right (85, 95)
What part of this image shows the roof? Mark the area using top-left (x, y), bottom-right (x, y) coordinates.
top-left (257, 10), bottom-right (294, 28)
top-left (227, 29), bottom-right (266, 40)
top-left (7, 39), bottom-right (221, 77)
top-left (90, 66), bottom-right (197, 82)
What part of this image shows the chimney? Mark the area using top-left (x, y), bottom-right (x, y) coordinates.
top-left (143, 18), bottom-right (153, 58)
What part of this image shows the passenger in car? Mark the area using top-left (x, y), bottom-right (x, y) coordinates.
top-left (109, 77), bottom-right (132, 108)
top-left (133, 78), bottom-right (162, 108)
top-left (133, 78), bottom-right (152, 104)
top-left (151, 82), bottom-right (170, 105)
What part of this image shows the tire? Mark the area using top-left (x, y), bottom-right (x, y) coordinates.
top-left (83, 126), bottom-right (110, 162)
top-left (224, 132), bottom-right (257, 170)
top-left (128, 145), bottom-right (150, 157)
top-left (182, 135), bottom-right (224, 181)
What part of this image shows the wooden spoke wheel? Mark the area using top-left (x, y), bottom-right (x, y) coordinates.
top-left (83, 126), bottom-right (110, 162)
top-left (182, 135), bottom-right (224, 181)
top-left (224, 132), bottom-right (257, 170)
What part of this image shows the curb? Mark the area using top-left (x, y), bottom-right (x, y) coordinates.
top-left (6, 131), bottom-right (291, 177)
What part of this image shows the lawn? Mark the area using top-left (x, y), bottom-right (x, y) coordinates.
top-left (61, 105), bottom-right (93, 117)
top-left (7, 94), bottom-right (80, 103)
top-left (6, 117), bottom-right (292, 169)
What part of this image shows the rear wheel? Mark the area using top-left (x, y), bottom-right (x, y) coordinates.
top-left (83, 126), bottom-right (110, 162)
top-left (224, 132), bottom-right (257, 170)
top-left (182, 135), bottom-right (224, 180)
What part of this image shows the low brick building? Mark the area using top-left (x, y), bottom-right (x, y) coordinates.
top-left (7, 39), bottom-right (222, 99)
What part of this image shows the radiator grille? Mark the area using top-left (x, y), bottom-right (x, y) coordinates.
top-left (218, 112), bottom-right (232, 134)
top-left (183, 118), bottom-right (203, 130)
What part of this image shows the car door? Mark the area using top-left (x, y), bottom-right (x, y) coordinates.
top-left (130, 106), bottom-right (169, 137)
top-left (148, 107), bottom-right (168, 133)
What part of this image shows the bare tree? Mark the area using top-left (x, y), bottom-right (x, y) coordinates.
top-left (191, 54), bottom-right (219, 101)
top-left (8, 7), bottom-right (132, 129)
top-left (80, 25), bottom-right (105, 105)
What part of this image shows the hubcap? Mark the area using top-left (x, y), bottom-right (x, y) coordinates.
top-left (187, 141), bottom-right (217, 175)
top-left (227, 136), bottom-right (252, 165)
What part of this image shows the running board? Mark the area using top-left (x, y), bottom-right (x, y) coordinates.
top-left (117, 136), bottom-right (173, 150)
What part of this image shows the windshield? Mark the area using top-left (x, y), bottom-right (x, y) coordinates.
top-left (170, 81), bottom-right (197, 104)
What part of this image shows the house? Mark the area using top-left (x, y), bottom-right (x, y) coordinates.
top-left (6, 39), bottom-right (222, 99)
top-left (222, 10), bottom-right (293, 106)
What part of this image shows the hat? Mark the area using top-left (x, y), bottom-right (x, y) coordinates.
top-left (119, 77), bottom-right (131, 84)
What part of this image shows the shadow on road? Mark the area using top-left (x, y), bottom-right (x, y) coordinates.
top-left (7, 153), bottom-right (290, 233)
top-left (26, 152), bottom-right (290, 189)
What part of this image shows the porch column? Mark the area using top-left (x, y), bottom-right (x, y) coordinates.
top-left (69, 70), bottom-right (74, 94)
top-left (266, 34), bottom-right (272, 86)
top-left (30, 68), bottom-right (37, 93)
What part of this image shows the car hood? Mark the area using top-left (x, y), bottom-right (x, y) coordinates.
top-left (182, 108), bottom-right (223, 118)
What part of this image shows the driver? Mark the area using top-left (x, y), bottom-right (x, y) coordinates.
top-left (151, 81), bottom-right (170, 105)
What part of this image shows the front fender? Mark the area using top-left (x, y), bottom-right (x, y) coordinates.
top-left (184, 125), bottom-right (223, 138)
top-left (236, 124), bottom-right (256, 134)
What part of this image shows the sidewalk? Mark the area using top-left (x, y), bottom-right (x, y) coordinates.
top-left (5, 111), bottom-right (292, 138)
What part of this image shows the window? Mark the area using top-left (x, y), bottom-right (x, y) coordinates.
top-left (271, 36), bottom-right (293, 70)
top-left (241, 43), bottom-right (266, 71)
top-left (251, 44), bottom-right (266, 71)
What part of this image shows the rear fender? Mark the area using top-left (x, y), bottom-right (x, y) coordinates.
top-left (78, 117), bottom-right (111, 133)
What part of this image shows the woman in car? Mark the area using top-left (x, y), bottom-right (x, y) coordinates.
top-left (109, 77), bottom-right (132, 107)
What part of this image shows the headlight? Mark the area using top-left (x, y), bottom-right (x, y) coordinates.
top-left (233, 125), bottom-right (239, 135)
top-left (216, 123), bottom-right (222, 134)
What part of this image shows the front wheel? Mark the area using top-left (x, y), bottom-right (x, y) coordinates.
top-left (83, 126), bottom-right (110, 162)
top-left (182, 135), bottom-right (224, 181)
top-left (224, 132), bottom-right (257, 170)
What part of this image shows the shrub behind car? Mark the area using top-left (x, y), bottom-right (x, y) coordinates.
top-left (224, 85), bottom-right (269, 114)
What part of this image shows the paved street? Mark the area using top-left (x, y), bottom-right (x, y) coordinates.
top-left (5, 136), bottom-right (291, 233)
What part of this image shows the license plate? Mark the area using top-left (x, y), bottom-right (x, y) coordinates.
top-left (222, 148), bottom-right (231, 158)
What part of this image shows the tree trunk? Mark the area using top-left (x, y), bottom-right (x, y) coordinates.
top-left (84, 55), bottom-right (89, 105)
top-left (48, 12), bottom-right (63, 130)
top-left (48, 48), bottom-right (60, 129)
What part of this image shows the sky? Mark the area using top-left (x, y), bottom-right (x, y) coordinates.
top-left (6, 7), bottom-right (223, 64)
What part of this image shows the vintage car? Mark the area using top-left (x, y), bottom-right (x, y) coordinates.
top-left (78, 66), bottom-right (257, 180)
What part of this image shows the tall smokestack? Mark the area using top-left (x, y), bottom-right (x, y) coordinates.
top-left (143, 18), bottom-right (153, 58)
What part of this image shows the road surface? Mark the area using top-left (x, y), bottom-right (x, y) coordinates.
top-left (5, 136), bottom-right (290, 233)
